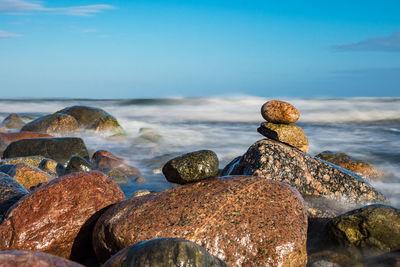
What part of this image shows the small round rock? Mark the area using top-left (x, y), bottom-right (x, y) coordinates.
top-left (261, 100), bottom-right (300, 124)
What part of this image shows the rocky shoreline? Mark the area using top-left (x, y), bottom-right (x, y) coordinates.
top-left (0, 101), bottom-right (398, 266)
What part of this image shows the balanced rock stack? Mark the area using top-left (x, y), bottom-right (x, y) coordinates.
top-left (257, 100), bottom-right (309, 153)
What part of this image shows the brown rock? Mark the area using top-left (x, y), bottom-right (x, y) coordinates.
top-left (261, 100), bottom-right (300, 124)
top-left (21, 114), bottom-right (79, 136)
top-left (38, 158), bottom-right (62, 177)
top-left (93, 176), bottom-right (308, 266)
top-left (0, 114), bottom-right (26, 130)
top-left (92, 150), bottom-right (125, 162)
top-left (0, 132), bottom-right (53, 152)
top-left (8, 163), bottom-right (53, 190)
top-left (316, 151), bottom-right (384, 180)
top-left (0, 171), bottom-right (125, 262)
top-left (132, 190), bottom-right (150, 197)
top-left (92, 150), bottom-right (141, 178)
top-left (258, 122), bottom-right (309, 153)
top-left (0, 250), bottom-right (84, 267)
top-left (0, 156), bottom-right (46, 168)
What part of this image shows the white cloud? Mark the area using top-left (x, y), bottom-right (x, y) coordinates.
top-left (0, 29), bottom-right (22, 38)
top-left (334, 30), bottom-right (400, 52)
top-left (0, 0), bottom-right (115, 16)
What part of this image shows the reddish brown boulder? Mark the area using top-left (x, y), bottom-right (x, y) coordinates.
top-left (0, 171), bottom-right (125, 262)
top-left (0, 250), bottom-right (84, 267)
top-left (261, 100), bottom-right (300, 124)
top-left (21, 114), bottom-right (79, 136)
top-left (93, 176), bottom-right (308, 266)
top-left (92, 150), bottom-right (141, 178)
top-left (0, 132), bottom-right (53, 152)
top-left (8, 163), bottom-right (53, 190)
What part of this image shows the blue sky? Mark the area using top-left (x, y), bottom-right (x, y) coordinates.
top-left (0, 0), bottom-right (399, 98)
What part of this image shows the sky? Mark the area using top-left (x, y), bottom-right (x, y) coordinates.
top-left (0, 0), bottom-right (399, 98)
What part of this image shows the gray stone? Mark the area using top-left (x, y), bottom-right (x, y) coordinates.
top-left (0, 172), bottom-right (28, 217)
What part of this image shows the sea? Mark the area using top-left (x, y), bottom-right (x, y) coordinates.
top-left (0, 97), bottom-right (399, 207)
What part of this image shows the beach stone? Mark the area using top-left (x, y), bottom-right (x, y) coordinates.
top-left (0, 155), bottom-right (45, 168)
top-left (0, 113), bottom-right (26, 130)
top-left (104, 169), bottom-right (129, 183)
top-left (261, 100), bottom-right (300, 124)
top-left (103, 238), bottom-right (226, 267)
top-left (0, 172), bottom-right (28, 217)
top-left (134, 128), bottom-right (162, 143)
top-left (225, 139), bottom-right (387, 214)
top-left (93, 176), bottom-right (308, 265)
top-left (2, 137), bottom-right (89, 165)
top-left (38, 158), bottom-right (63, 177)
top-left (325, 204), bottom-right (400, 257)
top-left (0, 164), bottom-right (14, 174)
top-left (64, 156), bottom-right (94, 175)
top-left (92, 150), bottom-right (141, 178)
top-left (316, 151), bottom-right (384, 180)
top-left (132, 189), bottom-right (150, 197)
top-left (9, 163), bottom-right (53, 190)
top-left (56, 105), bottom-right (124, 135)
top-left (0, 171), bottom-right (125, 262)
top-left (220, 156), bottom-right (241, 176)
top-left (0, 250), bottom-right (84, 267)
top-left (0, 132), bottom-right (53, 152)
top-left (134, 176), bottom-right (146, 183)
top-left (21, 113), bottom-right (79, 136)
top-left (162, 150), bottom-right (219, 184)
top-left (257, 122), bottom-right (309, 153)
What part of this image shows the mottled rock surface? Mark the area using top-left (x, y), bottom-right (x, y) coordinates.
top-left (0, 156), bottom-right (45, 168)
top-left (0, 172), bottom-right (28, 217)
top-left (325, 204), bottom-right (400, 257)
top-left (0, 171), bottom-right (125, 261)
top-left (39, 158), bottom-right (63, 177)
top-left (0, 132), bottom-right (53, 152)
top-left (103, 238), bottom-right (226, 267)
top-left (65, 156), bottom-right (93, 175)
top-left (0, 250), bottom-right (84, 267)
top-left (2, 137), bottom-right (89, 164)
top-left (93, 176), bottom-right (308, 266)
top-left (8, 163), bottom-right (53, 190)
top-left (21, 113), bottom-right (79, 136)
top-left (258, 122), bottom-right (309, 153)
top-left (162, 150), bottom-right (219, 184)
top-left (261, 100), bottom-right (300, 124)
top-left (226, 139), bottom-right (387, 214)
top-left (316, 151), bottom-right (384, 180)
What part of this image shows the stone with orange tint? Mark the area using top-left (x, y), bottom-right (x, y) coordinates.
top-left (8, 162), bottom-right (53, 190)
top-left (92, 150), bottom-right (141, 178)
top-left (261, 100), bottom-right (300, 124)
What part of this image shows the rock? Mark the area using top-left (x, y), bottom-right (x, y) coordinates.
top-left (64, 156), bottom-right (94, 175)
top-left (20, 113), bottom-right (79, 136)
top-left (0, 172), bottom-right (28, 217)
top-left (0, 250), bottom-right (84, 267)
top-left (103, 238), bottom-right (226, 267)
top-left (162, 150), bottom-right (219, 184)
top-left (8, 163), bottom-right (53, 190)
top-left (0, 132), bottom-right (53, 152)
top-left (38, 158), bottom-right (64, 177)
top-left (308, 250), bottom-right (357, 267)
top-left (261, 100), bottom-right (300, 124)
top-left (0, 113), bottom-right (26, 130)
top-left (316, 151), bottom-right (384, 180)
top-left (135, 128), bottom-right (162, 143)
top-left (0, 156), bottom-right (45, 168)
top-left (0, 171), bottom-right (125, 262)
top-left (93, 176), bottom-right (308, 265)
top-left (325, 204), bottom-right (400, 257)
top-left (132, 190), bottom-right (150, 197)
top-left (219, 156), bottom-right (241, 176)
top-left (134, 176), bottom-right (146, 183)
top-left (0, 164), bottom-right (14, 174)
top-left (2, 137), bottom-right (89, 165)
top-left (225, 139), bottom-right (387, 215)
top-left (104, 169), bottom-right (129, 183)
top-left (56, 105), bottom-right (124, 135)
top-left (92, 150), bottom-right (141, 178)
top-left (257, 122), bottom-right (309, 153)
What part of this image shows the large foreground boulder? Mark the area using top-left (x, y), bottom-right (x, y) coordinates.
top-left (103, 238), bottom-right (226, 267)
top-left (2, 137), bottom-right (89, 165)
top-left (21, 113), bottom-right (79, 136)
top-left (93, 176), bottom-right (308, 266)
top-left (0, 250), bottom-right (84, 267)
top-left (225, 139), bottom-right (387, 216)
top-left (0, 171), bottom-right (125, 261)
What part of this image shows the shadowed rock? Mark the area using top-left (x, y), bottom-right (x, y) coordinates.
top-left (0, 250), bottom-right (84, 267)
top-left (0, 172), bottom-right (28, 218)
top-left (65, 156), bottom-right (94, 175)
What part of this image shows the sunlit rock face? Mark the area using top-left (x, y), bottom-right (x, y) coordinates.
top-left (93, 176), bottom-right (308, 266)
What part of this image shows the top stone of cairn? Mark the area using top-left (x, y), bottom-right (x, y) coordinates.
top-left (261, 100), bottom-right (300, 124)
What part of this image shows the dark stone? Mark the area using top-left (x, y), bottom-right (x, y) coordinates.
top-left (162, 150), bottom-right (219, 184)
top-left (2, 137), bottom-right (89, 165)
top-left (0, 132), bottom-right (53, 153)
top-left (20, 113), bottom-right (79, 135)
top-left (103, 238), bottom-right (226, 267)
top-left (65, 156), bottom-right (94, 175)
top-left (220, 156), bottom-right (241, 176)
top-left (0, 164), bottom-right (14, 174)
top-left (0, 172), bottom-right (28, 217)
top-left (0, 250), bottom-right (84, 267)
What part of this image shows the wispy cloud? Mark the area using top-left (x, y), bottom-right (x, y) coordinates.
top-left (334, 31), bottom-right (400, 52)
top-left (0, 29), bottom-right (22, 39)
top-left (0, 0), bottom-right (115, 16)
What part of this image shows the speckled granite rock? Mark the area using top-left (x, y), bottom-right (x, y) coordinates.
top-left (0, 132), bottom-right (53, 153)
top-left (225, 139), bottom-right (387, 214)
top-left (39, 158), bottom-right (64, 177)
top-left (0, 114), bottom-right (26, 130)
top-left (132, 189), bottom-right (150, 197)
top-left (2, 137), bottom-right (89, 165)
top-left (258, 122), bottom-right (309, 153)
top-left (8, 163), bottom-right (53, 190)
top-left (0, 250), bottom-right (84, 267)
top-left (162, 150), bottom-right (219, 184)
top-left (64, 156), bottom-right (93, 175)
top-left (0, 171), bottom-right (125, 262)
top-left (0, 156), bottom-right (46, 168)
top-left (325, 204), bottom-right (400, 257)
top-left (93, 176), bottom-right (308, 266)
top-left (261, 100), bottom-right (300, 124)
top-left (103, 238), bottom-right (226, 267)
top-left (21, 113), bottom-right (79, 136)
top-left (0, 172), bottom-right (28, 217)
top-left (316, 151), bottom-right (384, 181)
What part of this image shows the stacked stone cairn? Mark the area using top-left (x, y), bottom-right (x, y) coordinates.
top-left (257, 100), bottom-right (309, 153)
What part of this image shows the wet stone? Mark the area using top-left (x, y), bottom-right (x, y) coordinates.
top-left (132, 190), bottom-right (150, 197)
top-left (38, 158), bottom-right (64, 177)
top-left (64, 156), bottom-right (94, 175)
top-left (0, 156), bottom-right (45, 168)
top-left (0, 172), bottom-right (28, 217)
top-left (0, 250), bottom-right (84, 267)
top-left (0, 113), bottom-right (26, 130)
top-left (9, 163), bottom-right (53, 190)
top-left (261, 100), bottom-right (300, 124)
top-left (20, 113), bottom-right (79, 136)
top-left (0, 132), bottom-right (53, 153)
top-left (134, 176), bottom-right (146, 183)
